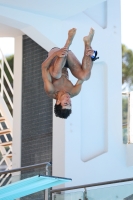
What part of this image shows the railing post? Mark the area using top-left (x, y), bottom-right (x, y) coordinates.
top-left (83, 188), bottom-right (88, 200)
top-left (53, 194), bottom-right (56, 200)
top-left (44, 162), bottom-right (52, 200)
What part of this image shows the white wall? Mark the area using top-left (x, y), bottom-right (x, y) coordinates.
top-left (52, 0), bottom-right (132, 188)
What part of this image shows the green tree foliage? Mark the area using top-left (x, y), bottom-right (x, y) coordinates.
top-left (122, 96), bottom-right (128, 144)
top-left (0, 55), bottom-right (14, 84)
top-left (122, 44), bottom-right (133, 89)
top-left (6, 55), bottom-right (14, 71)
top-left (122, 44), bottom-right (133, 143)
top-left (122, 97), bottom-right (128, 125)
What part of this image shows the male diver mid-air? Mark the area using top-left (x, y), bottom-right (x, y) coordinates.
top-left (42, 28), bottom-right (99, 119)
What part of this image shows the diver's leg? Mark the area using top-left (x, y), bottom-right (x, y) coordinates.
top-left (49, 28), bottom-right (76, 79)
top-left (67, 28), bottom-right (94, 80)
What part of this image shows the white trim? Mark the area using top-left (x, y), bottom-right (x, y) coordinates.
top-left (12, 35), bottom-right (22, 169)
top-left (52, 99), bottom-right (65, 189)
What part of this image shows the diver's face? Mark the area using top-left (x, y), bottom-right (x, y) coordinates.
top-left (60, 93), bottom-right (71, 109)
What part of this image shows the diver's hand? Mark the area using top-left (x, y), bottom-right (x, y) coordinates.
top-left (86, 47), bottom-right (94, 56)
top-left (56, 48), bottom-right (68, 57)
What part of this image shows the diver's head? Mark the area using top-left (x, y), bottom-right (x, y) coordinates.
top-left (54, 92), bottom-right (72, 118)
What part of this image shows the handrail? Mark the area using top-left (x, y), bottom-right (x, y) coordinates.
top-left (51, 177), bottom-right (133, 193)
top-left (0, 65), bottom-right (13, 95)
top-left (0, 49), bottom-right (14, 79)
top-left (0, 162), bottom-right (52, 175)
top-left (123, 123), bottom-right (127, 128)
top-left (0, 48), bottom-right (14, 187)
top-left (3, 70), bottom-right (13, 94)
top-left (3, 85), bottom-right (13, 108)
top-left (122, 92), bottom-right (130, 95)
top-left (0, 48), bottom-right (14, 114)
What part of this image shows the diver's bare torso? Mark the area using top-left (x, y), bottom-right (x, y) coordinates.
top-left (49, 68), bottom-right (74, 98)
top-left (52, 76), bottom-right (73, 92)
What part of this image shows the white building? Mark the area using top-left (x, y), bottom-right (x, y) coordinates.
top-left (0, 0), bottom-right (133, 199)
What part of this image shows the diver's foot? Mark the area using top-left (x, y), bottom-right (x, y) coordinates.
top-left (65, 28), bottom-right (77, 48)
top-left (68, 28), bottom-right (77, 41)
top-left (83, 28), bottom-right (95, 45)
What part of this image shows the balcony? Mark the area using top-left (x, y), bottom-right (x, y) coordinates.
top-left (51, 178), bottom-right (133, 200)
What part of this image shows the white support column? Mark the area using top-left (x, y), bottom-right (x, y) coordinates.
top-left (52, 99), bottom-right (65, 188)
top-left (12, 35), bottom-right (23, 169)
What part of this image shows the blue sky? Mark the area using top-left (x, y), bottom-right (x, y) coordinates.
top-left (0, 0), bottom-right (132, 56)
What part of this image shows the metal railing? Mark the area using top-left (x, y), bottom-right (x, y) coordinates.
top-left (0, 162), bottom-right (52, 175)
top-left (0, 48), bottom-right (14, 115)
top-left (0, 49), bottom-right (14, 187)
top-left (51, 177), bottom-right (133, 200)
top-left (51, 177), bottom-right (133, 193)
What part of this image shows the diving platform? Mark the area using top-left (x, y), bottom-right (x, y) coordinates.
top-left (0, 175), bottom-right (71, 200)
top-left (0, 162), bottom-right (72, 200)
